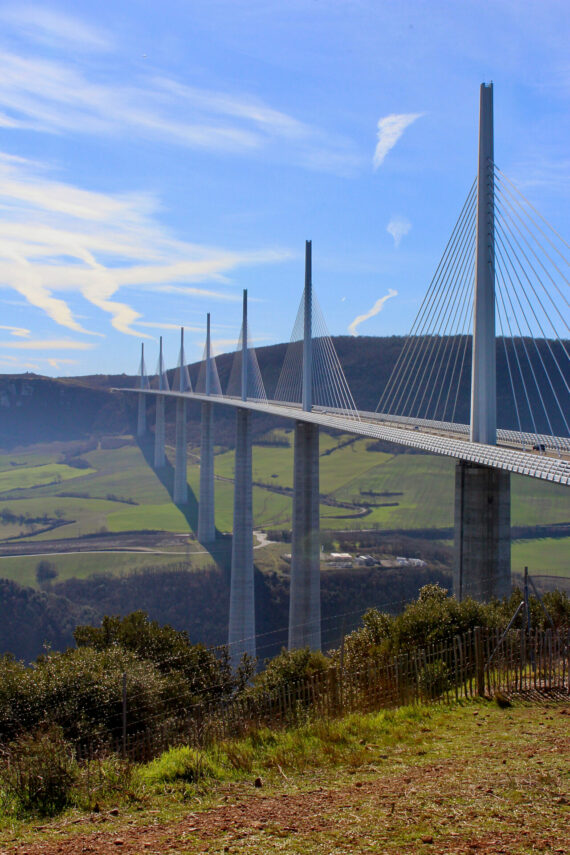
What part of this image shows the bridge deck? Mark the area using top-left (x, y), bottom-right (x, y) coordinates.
top-left (120, 388), bottom-right (570, 487)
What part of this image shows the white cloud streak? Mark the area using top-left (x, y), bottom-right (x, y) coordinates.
top-left (0, 153), bottom-right (292, 338)
top-left (386, 215), bottom-right (411, 248)
top-left (0, 47), bottom-right (361, 172)
top-left (373, 113), bottom-right (423, 169)
top-left (0, 338), bottom-right (95, 350)
top-left (348, 289), bottom-right (398, 336)
top-left (0, 324), bottom-right (30, 337)
top-left (1, 6), bottom-right (112, 52)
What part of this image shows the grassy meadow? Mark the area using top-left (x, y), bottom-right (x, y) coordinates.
top-left (0, 429), bottom-right (567, 586)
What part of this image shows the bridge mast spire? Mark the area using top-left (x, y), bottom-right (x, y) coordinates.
top-left (302, 240), bottom-right (312, 412)
top-left (241, 289), bottom-right (248, 402)
top-left (229, 288), bottom-right (256, 664)
top-left (471, 81), bottom-right (496, 445)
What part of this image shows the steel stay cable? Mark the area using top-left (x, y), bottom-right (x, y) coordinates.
top-left (494, 221), bottom-right (570, 424)
top-left (494, 182), bottom-right (570, 311)
top-left (494, 196), bottom-right (570, 338)
top-left (275, 293), bottom-right (305, 402)
top-left (494, 211), bottom-right (570, 355)
top-left (431, 251), bottom-right (475, 422)
top-left (439, 246), bottom-right (476, 422)
top-left (387, 187), bottom-right (477, 416)
top-left (496, 298), bottom-right (526, 446)
top-left (494, 165), bottom-right (570, 257)
top-left (313, 297), bottom-right (359, 416)
top-left (494, 234), bottom-right (568, 442)
top-left (417, 217), bottom-right (476, 420)
top-left (399, 197), bottom-right (477, 418)
top-left (376, 180), bottom-right (477, 414)
top-left (495, 256), bottom-right (542, 444)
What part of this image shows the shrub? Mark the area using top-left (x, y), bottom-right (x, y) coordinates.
top-left (418, 659), bottom-right (452, 699)
top-left (251, 647), bottom-right (330, 700)
top-left (1, 727), bottom-right (78, 817)
top-left (36, 560), bottom-right (58, 585)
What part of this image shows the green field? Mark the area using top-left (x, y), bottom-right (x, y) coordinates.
top-left (0, 551), bottom-right (202, 589)
top-left (0, 431), bottom-right (567, 583)
top-left (511, 537), bottom-right (570, 577)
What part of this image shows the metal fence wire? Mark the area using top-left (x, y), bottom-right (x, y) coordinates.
top-left (77, 625), bottom-right (570, 764)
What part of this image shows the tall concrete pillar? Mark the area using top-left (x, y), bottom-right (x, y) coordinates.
top-left (153, 336), bottom-right (166, 469)
top-left (154, 396), bottom-right (165, 468)
top-left (454, 84), bottom-right (510, 602)
top-left (471, 82), bottom-right (496, 446)
top-left (289, 420), bottom-right (321, 650)
top-left (229, 291), bottom-right (255, 662)
top-left (137, 342), bottom-right (147, 438)
top-left (173, 328), bottom-right (189, 505)
top-left (229, 408), bottom-right (255, 662)
top-left (173, 398), bottom-right (187, 504)
top-left (289, 242), bottom-right (321, 650)
top-left (198, 314), bottom-right (215, 542)
top-left (454, 462), bottom-right (510, 602)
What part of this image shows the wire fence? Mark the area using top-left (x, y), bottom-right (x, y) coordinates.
top-left (73, 625), bottom-right (569, 764)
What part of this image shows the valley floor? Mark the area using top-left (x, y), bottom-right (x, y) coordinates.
top-left (5, 700), bottom-right (569, 855)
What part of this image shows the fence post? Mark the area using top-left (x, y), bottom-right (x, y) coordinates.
top-left (122, 671), bottom-right (127, 760)
top-left (474, 627), bottom-right (485, 698)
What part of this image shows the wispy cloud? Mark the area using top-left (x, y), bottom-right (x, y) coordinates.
top-left (0, 6), bottom-right (112, 52)
top-left (0, 324), bottom-right (30, 337)
top-left (0, 46), bottom-right (361, 172)
top-left (386, 215), bottom-right (411, 248)
top-left (373, 113), bottom-right (423, 169)
top-left (348, 290), bottom-right (398, 336)
top-left (0, 153), bottom-right (292, 337)
top-left (0, 338), bottom-right (96, 350)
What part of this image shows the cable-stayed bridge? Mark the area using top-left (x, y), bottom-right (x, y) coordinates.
top-left (121, 83), bottom-right (569, 665)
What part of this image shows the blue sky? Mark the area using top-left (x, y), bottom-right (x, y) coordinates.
top-left (0, 0), bottom-right (568, 376)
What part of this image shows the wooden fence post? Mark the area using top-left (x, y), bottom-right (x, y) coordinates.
top-left (474, 627), bottom-right (485, 698)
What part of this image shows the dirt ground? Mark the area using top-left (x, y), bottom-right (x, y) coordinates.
top-left (6, 704), bottom-right (569, 855)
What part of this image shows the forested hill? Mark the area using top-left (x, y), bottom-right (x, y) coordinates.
top-left (0, 335), bottom-right (567, 447)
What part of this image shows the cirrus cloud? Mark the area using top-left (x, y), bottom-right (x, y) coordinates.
top-left (373, 113), bottom-right (424, 169)
top-left (348, 289), bottom-right (398, 336)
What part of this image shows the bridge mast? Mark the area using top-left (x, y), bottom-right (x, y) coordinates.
top-left (289, 240), bottom-right (321, 650)
top-left (198, 313), bottom-right (216, 542)
top-left (153, 336), bottom-right (166, 468)
top-left (229, 289), bottom-right (256, 664)
top-left (137, 342), bottom-right (147, 437)
top-left (471, 81), bottom-right (496, 445)
top-left (173, 327), bottom-right (188, 505)
top-left (454, 83), bottom-right (510, 603)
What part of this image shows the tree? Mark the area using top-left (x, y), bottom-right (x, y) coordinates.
top-left (36, 560), bottom-right (58, 586)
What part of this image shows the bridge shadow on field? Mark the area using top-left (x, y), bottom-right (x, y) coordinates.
top-left (137, 437), bottom-right (199, 533)
top-left (137, 437), bottom-right (226, 555)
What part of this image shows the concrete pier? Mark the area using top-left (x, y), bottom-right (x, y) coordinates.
top-left (454, 461), bottom-right (511, 602)
top-left (173, 398), bottom-right (187, 504)
top-left (153, 395), bottom-right (165, 469)
top-left (137, 342), bottom-right (147, 438)
top-left (289, 420), bottom-right (321, 650)
top-left (454, 83), bottom-right (511, 602)
top-left (173, 328), bottom-right (189, 505)
top-left (153, 335), bottom-right (166, 469)
top-left (198, 401), bottom-right (215, 541)
top-left (228, 407), bottom-right (255, 662)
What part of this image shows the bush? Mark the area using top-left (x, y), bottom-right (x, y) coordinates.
top-left (418, 659), bottom-right (452, 699)
top-left (36, 560), bottom-right (58, 585)
top-left (251, 647), bottom-right (330, 700)
top-left (1, 727), bottom-right (78, 816)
